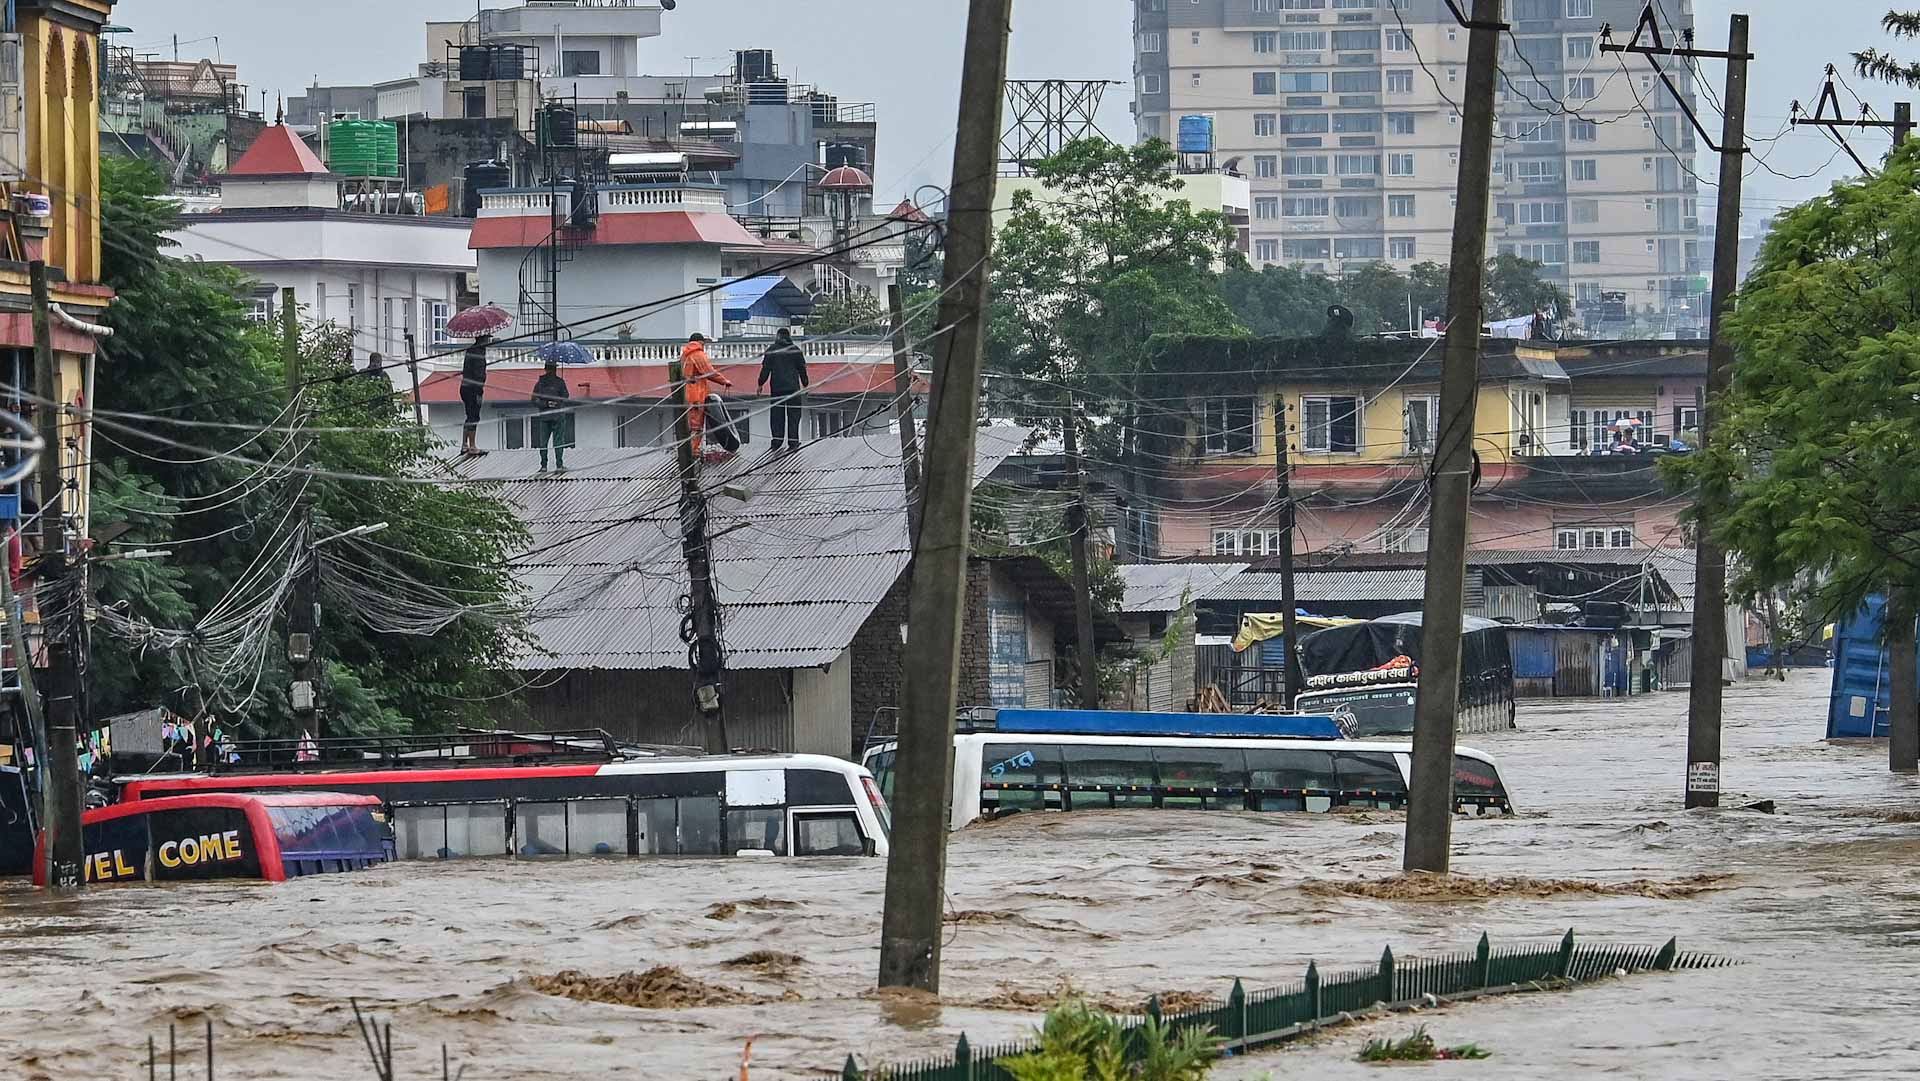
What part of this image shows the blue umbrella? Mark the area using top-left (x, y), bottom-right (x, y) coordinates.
top-left (535, 340), bottom-right (594, 365)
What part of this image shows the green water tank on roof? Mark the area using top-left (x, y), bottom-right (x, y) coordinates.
top-left (328, 120), bottom-right (400, 178)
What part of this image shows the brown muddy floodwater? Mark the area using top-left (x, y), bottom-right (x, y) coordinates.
top-left (7, 671), bottom-right (1920, 1080)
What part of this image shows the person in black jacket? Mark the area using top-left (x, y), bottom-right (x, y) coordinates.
top-left (756, 327), bottom-right (809, 452)
top-left (459, 333), bottom-right (491, 455)
top-left (531, 359), bottom-right (572, 471)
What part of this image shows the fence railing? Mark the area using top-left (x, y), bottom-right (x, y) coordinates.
top-left (832, 931), bottom-right (1731, 1080)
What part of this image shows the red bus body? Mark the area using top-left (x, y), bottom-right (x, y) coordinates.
top-left (33, 792), bottom-right (389, 885)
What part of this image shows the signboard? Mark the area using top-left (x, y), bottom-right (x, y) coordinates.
top-left (1686, 761), bottom-right (1720, 795)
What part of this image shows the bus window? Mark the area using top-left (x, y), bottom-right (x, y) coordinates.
top-left (567, 799), bottom-right (629, 856)
top-left (793, 811), bottom-right (866, 856)
top-left (447, 802), bottom-right (508, 857)
top-left (1152, 747), bottom-right (1248, 809)
top-left (727, 807), bottom-right (786, 855)
top-left (678, 796), bottom-right (723, 855)
top-left (393, 806), bottom-right (447, 859)
top-left (1453, 755), bottom-right (1510, 813)
top-left (980, 742), bottom-right (1065, 812)
top-left (1334, 751), bottom-right (1407, 809)
top-left (867, 749), bottom-right (896, 804)
top-left (268, 805), bottom-right (385, 875)
top-left (515, 802), bottom-right (568, 857)
top-left (1060, 744), bottom-right (1156, 809)
top-left (1243, 748), bottom-right (1337, 812)
top-left (789, 769), bottom-right (863, 807)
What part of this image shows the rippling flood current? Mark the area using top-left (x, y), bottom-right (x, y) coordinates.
top-left (7, 671), bottom-right (1920, 1079)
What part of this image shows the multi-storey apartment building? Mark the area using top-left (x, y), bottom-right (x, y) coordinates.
top-left (1133, 0), bottom-right (1704, 329)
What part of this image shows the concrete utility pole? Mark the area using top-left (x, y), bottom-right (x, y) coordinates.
top-left (1681, 15), bottom-right (1748, 809)
top-left (1892, 586), bottom-right (1918, 772)
top-left (283, 288), bottom-right (322, 743)
top-left (1402, 0), bottom-right (1502, 875)
top-left (29, 261), bottom-right (81, 890)
top-left (1062, 401), bottom-right (1099, 710)
top-left (668, 358), bottom-right (728, 754)
top-left (1272, 397), bottom-right (1302, 704)
top-left (886, 284), bottom-right (923, 542)
top-left (878, 0), bottom-right (1014, 993)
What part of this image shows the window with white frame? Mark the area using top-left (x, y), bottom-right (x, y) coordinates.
top-left (1404, 394), bottom-right (1437, 453)
top-left (1284, 113), bottom-right (1331, 134)
top-left (1256, 154), bottom-right (1280, 178)
top-left (1254, 112), bottom-right (1277, 136)
top-left (429, 301), bottom-right (452, 345)
top-left (1280, 30), bottom-right (1328, 50)
top-left (1251, 0), bottom-right (1280, 12)
top-left (1566, 0), bottom-right (1593, 16)
top-left (1382, 526), bottom-right (1428, 553)
top-left (1201, 396), bottom-right (1257, 455)
top-left (1253, 71), bottom-right (1277, 96)
top-left (1190, 71), bottom-right (1203, 87)
top-left (1254, 238), bottom-right (1280, 262)
top-left (1571, 158), bottom-right (1597, 181)
top-left (1389, 236), bottom-right (1416, 260)
top-left (1515, 200), bottom-right (1565, 224)
top-left (500, 410), bottom-right (526, 450)
top-left (1253, 31), bottom-right (1278, 53)
top-left (1676, 405), bottom-right (1699, 433)
top-left (1387, 111), bottom-right (1415, 135)
top-left (1387, 69), bottom-right (1414, 93)
top-left (1572, 240), bottom-right (1600, 263)
top-left (1283, 195), bottom-right (1329, 216)
top-left (1255, 196), bottom-right (1280, 220)
top-left (1388, 193), bottom-right (1416, 216)
top-left (1335, 153), bottom-right (1379, 176)
top-left (1567, 35), bottom-right (1594, 58)
top-left (1303, 394), bottom-right (1361, 453)
top-left (1385, 27), bottom-right (1412, 51)
top-left (248, 295), bottom-right (274, 324)
top-left (1555, 524), bottom-right (1631, 550)
top-left (1566, 76), bottom-right (1595, 99)
top-left (1279, 154), bottom-right (1325, 175)
top-left (1212, 528), bottom-right (1285, 556)
top-left (1512, 158), bottom-right (1558, 182)
top-left (1388, 152), bottom-right (1414, 176)
top-left (1142, 73), bottom-right (1163, 94)
top-left (1569, 118), bottom-right (1597, 141)
top-left (1139, 31), bottom-right (1164, 52)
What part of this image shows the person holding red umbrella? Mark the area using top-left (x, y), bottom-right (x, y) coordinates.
top-left (460, 333), bottom-right (492, 455)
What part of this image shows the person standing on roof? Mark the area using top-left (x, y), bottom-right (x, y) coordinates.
top-left (680, 332), bottom-right (737, 461)
top-left (531, 358), bottom-right (572, 472)
top-left (756, 326), bottom-right (810, 454)
top-left (459, 333), bottom-right (492, 456)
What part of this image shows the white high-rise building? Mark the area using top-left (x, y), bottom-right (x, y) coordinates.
top-left (1132, 0), bottom-right (1705, 329)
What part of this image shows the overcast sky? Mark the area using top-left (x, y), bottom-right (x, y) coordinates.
top-left (123, 0), bottom-right (1894, 220)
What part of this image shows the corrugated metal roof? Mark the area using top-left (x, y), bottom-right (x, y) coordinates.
top-left (1200, 568), bottom-right (1432, 604)
top-left (1118, 562), bottom-right (1250, 613)
top-left (448, 428), bottom-right (1029, 671)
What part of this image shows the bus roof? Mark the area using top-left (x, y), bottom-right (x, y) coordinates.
top-left (870, 732), bottom-right (1501, 765)
top-left (972, 708), bottom-right (1346, 741)
top-left (81, 791), bottom-right (381, 824)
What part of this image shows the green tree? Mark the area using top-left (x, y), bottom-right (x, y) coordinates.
top-left (1482, 252), bottom-right (1571, 321)
top-left (998, 1001), bottom-right (1222, 1081)
top-left (803, 289), bottom-right (887, 336)
top-left (1855, 10), bottom-right (1920, 87)
top-left (91, 157), bottom-right (526, 736)
top-left (987, 138), bottom-right (1247, 452)
top-left (1679, 141), bottom-right (1920, 746)
top-left (1217, 262), bottom-right (1344, 337)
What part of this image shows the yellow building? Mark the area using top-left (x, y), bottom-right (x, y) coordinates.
top-left (6, 1), bottom-right (116, 551)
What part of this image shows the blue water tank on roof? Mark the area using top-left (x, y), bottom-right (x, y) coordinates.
top-left (1177, 114), bottom-right (1214, 154)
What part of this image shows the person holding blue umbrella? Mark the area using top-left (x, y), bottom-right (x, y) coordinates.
top-left (531, 358), bottom-right (573, 472)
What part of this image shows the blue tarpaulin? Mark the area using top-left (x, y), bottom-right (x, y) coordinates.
top-left (722, 275), bottom-right (815, 323)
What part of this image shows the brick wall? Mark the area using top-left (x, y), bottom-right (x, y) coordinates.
top-left (849, 571), bottom-right (913, 755)
top-left (958, 560), bottom-right (993, 707)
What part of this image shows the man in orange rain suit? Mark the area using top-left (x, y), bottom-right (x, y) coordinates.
top-left (680, 332), bottom-right (737, 459)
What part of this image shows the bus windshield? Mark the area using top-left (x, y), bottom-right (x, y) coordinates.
top-left (1294, 685), bottom-right (1418, 736)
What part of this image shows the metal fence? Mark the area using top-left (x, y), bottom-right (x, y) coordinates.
top-left (831, 931), bottom-right (1731, 1080)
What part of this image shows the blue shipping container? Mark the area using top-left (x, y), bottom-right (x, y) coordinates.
top-left (1827, 594), bottom-right (1919, 737)
top-left (1177, 114), bottom-right (1214, 154)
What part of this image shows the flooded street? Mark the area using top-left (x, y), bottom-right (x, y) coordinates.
top-left (8, 671), bottom-right (1920, 1079)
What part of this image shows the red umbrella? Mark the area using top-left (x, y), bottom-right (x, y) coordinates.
top-left (446, 304), bottom-right (515, 339)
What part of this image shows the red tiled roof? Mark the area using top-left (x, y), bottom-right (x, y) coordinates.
top-left (888, 198), bottom-right (931, 223)
top-left (227, 125), bottom-right (329, 177)
top-left (415, 361), bottom-right (917, 404)
top-left (470, 211), bottom-right (762, 250)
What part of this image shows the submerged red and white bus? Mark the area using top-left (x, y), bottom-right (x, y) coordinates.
top-left (33, 792), bottom-right (390, 885)
top-left (118, 753), bottom-right (891, 860)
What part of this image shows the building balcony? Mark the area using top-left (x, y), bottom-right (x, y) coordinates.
top-left (477, 183), bottom-right (729, 217)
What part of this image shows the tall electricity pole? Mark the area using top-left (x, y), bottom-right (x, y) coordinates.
top-left (1402, 0), bottom-right (1501, 875)
top-left (1272, 398), bottom-right (1301, 704)
top-left (29, 261), bottom-right (81, 890)
top-left (886, 283), bottom-right (923, 541)
top-left (878, 0), bottom-right (1014, 993)
top-left (1605, 12), bottom-right (1750, 807)
top-left (669, 358), bottom-right (728, 754)
top-left (1063, 402), bottom-right (1099, 710)
top-left (280, 288), bottom-right (323, 743)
